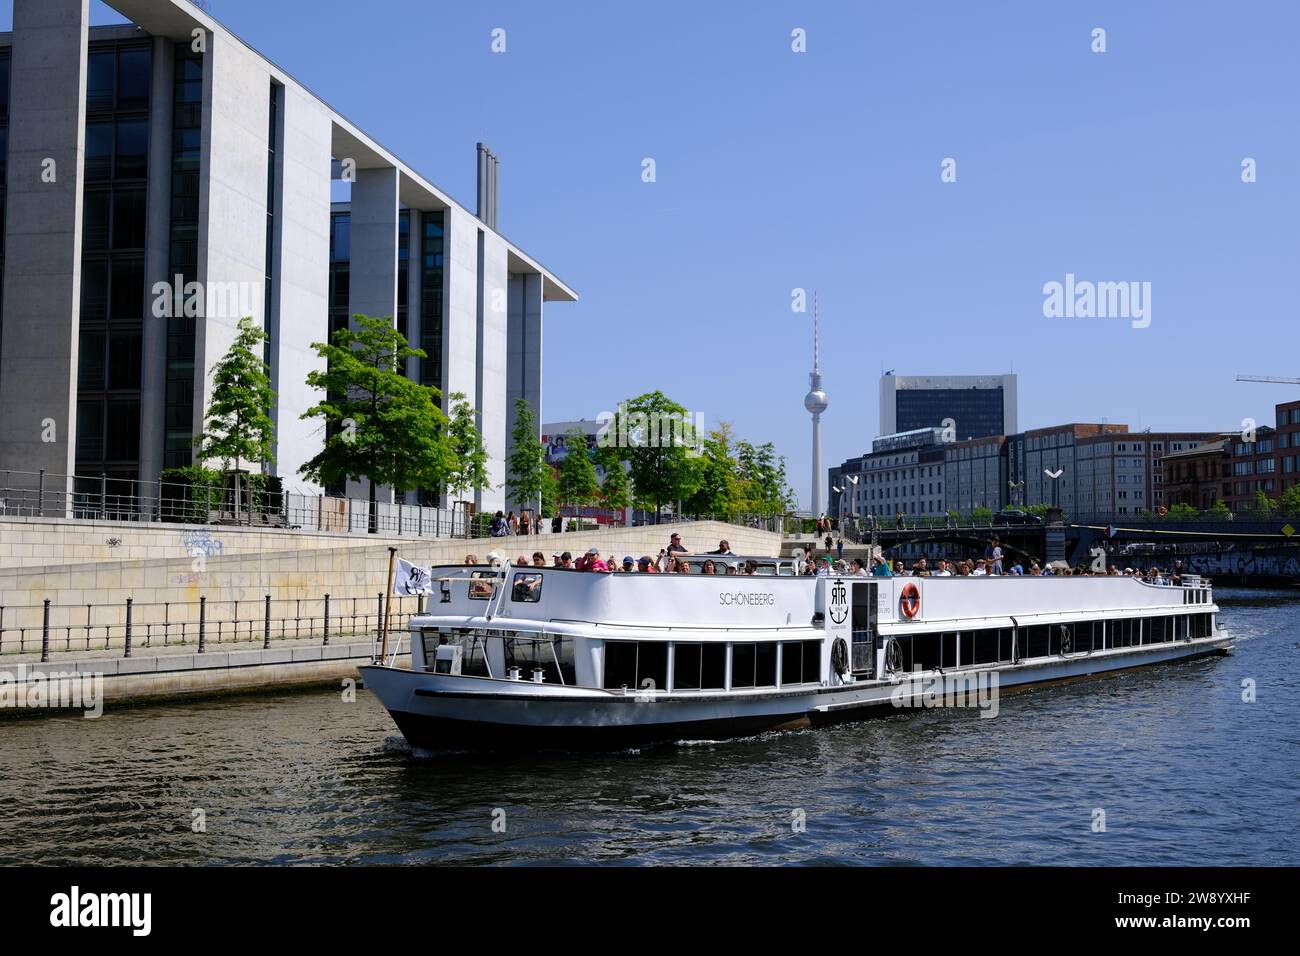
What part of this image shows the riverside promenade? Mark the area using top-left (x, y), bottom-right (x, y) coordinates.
top-left (0, 519), bottom-right (780, 713)
top-left (0, 634), bottom-right (404, 716)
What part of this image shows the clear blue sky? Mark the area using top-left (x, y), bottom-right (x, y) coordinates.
top-left (16, 0), bottom-right (1300, 508)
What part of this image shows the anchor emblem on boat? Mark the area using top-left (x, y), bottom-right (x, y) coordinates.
top-left (829, 580), bottom-right (849, 625)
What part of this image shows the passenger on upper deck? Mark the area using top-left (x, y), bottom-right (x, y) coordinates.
top-left (871, 555), bottom-right (892, 577)
top-left (577, 548), bottom-right (608, 572)
top-left (702, 560), bottom-right (718, 575)
top-left (850, 558), bottom-right (867, 576)
top-left (708, 540), bottom-right (734, 556)
top-left (743, 559), bottom-right (759, 575)
top-left (668, 532), bottom-right (690, 556)
top-left (638, 555), bottom-right (658, 573)
top-left (532, 552), bottom-right (546, 568)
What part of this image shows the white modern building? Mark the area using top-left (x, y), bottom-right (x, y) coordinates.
top-left (0, 0), bottom-right (575, 513)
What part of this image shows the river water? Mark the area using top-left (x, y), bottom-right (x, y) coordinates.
top-left (2, 588), bottom-right (1296, 866)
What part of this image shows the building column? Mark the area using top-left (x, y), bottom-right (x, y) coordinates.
top-left (345, 166), bottom-right (399, 503)
top-left (0, 0), bottom-right (89, 513)
top-left (505, 272), bottom-right (543, 514)
top-left (139, 36), bottom-right (174, 488)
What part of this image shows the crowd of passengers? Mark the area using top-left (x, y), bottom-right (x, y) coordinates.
top-left (461, 534), bottom-right (768, 575)
top-left (799, 545), bottom-right (1187, 586)
top-left (459, 531), bottom-right (1187, 586)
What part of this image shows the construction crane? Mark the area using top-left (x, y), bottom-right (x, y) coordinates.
top-left (1236, 374), bottom-right (1300, 385)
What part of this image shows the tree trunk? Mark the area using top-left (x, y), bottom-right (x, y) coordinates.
top-left (369, 478), bottom-right (378, 534)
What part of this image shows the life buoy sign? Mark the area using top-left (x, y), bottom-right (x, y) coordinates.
top-left (899, 581), bottom-right (921, 619)
top-left (1156, 505), bottom-right (1168, 517)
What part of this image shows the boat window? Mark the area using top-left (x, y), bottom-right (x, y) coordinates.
top-left (601, 641), bottom-right (668, 692)
top-left (468, 571), bottom-right (494, 600)
top-left (510, 572), bottom-right (542, 603)
top-left (672, 643), bottom-right (727, 691)
top-left (971, 631), bottom-right (999, 665)
top-left (502, 631), bottom-right (573, 684)
top-left (730, 643), bottom-right (778, 689)
top-left (674, 644), bottom-right (701, 690)
top-left (701, 644), bottom-right (726, 689)
top-left (604, 641), bottom-right (638, 690)
top-left (780, 640), bottom-right (823, 685)
top-left (420, 628), bottom-right (448, 666)
top-left (1025, 625), bottom-right (1051, 658)
top-left (731, 643), bottom-right (755, 688)
top-left (943, 632), bottom-right (960, 669)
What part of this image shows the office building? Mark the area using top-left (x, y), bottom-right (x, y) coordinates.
top-left (0, 0), bottom-right (575, 513)
top-left (879, 374), bottom-right (1017, 441)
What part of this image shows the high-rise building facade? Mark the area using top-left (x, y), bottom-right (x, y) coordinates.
top-left (879, 374), bottom-right (1017, 441)
top-left (0, 0), bottom-right (574, 513)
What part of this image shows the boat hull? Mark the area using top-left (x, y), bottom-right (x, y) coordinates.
top-left (362, 636), bottom-right (1232, 751)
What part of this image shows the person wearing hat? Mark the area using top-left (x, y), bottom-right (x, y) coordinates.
top-left (581, 547), bottom-right (608, 572)
top-left (816, 556), bottom-right (832, 576)
top-left (485, 550), bottom-right (503, 567)
top-left (637, 555), bottom-right (658, 573)
top-left (622, 556), bottom-right (635, 571)
top-left (558, 551), bottom-right (573, 569)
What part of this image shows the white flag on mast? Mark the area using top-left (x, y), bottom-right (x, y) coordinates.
top-left (393, 558), bottom-right (434, 595)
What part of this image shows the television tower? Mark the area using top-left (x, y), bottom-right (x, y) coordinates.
top-left (803, 292), bottom-right (828, 516)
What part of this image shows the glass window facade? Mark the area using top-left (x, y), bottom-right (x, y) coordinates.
top-left (895, 387), bottom-right (1005, 440)
top-left (165, 45), bottom-right (204, 470)
top-left (419, 210), bottom-right (445, 393)
top-left (77, 39), bottom-right (151, 482)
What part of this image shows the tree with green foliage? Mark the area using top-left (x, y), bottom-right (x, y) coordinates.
top-left (1277, 483), bottom-right (1300, 517)
top-left (684, 423), bottom-right (741, 518)
top-left (194, 316), bottom-right (276, 525)
top-left (1250, 491), bottom-right (1277, 517)
top-left (540, 464), bottom-right (559, 519)
top-left (598, 445), bottom-right (632, 514)
top-left (1205, 500), bottom-right (1232, 519)
top-left (557, 429), bottom-right (601, 508)
top-left (611, 391), bottom-right (700, 520)
top-left (1166, 502), bottom-right (1199, 520)
top-left (736, 438), bottom-right (794, 515)
top-left (299, 314), bottom-right (454, 533)
top-left (445, 392), bottom-right (490, 509)
top-left (506, 397), bottom-right (547, 518)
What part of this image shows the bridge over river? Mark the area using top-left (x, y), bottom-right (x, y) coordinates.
top-left (788, 516), bottom-right (1300, 587)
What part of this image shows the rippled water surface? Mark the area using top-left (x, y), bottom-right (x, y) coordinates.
top-left (2, 588), bottom-right (1296, 865)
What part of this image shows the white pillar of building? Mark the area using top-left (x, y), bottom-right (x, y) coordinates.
top-left (0, 0), bottom-right (90, 511)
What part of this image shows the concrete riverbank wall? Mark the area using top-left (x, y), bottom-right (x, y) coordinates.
top-left (0, 635), bottom-right (410, 714)
top-left (0, 521), bottom-right (781, 654)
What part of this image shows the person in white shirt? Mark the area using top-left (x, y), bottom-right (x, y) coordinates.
top-left (934, 560), bottom-right (953, 577)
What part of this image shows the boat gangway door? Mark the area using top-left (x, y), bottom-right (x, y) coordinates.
top-left (851, 582), bottom-right (877, 676)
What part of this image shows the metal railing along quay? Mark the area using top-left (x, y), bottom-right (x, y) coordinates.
top-left (0, 593), bottom-right (422, 660)
top-left (0, 468), bottom-right (788, 540)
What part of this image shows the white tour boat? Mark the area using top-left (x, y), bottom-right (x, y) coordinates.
top-left (360, 556), bottom-right (1231, 750)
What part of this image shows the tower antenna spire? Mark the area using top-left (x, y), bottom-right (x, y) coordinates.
top-left (803, 290), bottom-right (829, 516)
top-left (813, 290), bottom-right (820, 372)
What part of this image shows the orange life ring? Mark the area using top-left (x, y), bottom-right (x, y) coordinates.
top-left (1156, 505), bottom-right (1168, 516)
top-left (900, 582), bottom-right (921, 619)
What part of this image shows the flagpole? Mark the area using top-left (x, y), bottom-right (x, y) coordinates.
top-left (381, 546), bottom-right (397, 663)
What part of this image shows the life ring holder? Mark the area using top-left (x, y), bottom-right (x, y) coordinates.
top-left (885, 638), bottom-right (902, 674)
top-left (831, 637), bottom-right (849, 677)
top-left (899, 581), bottom-right (921, 619)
